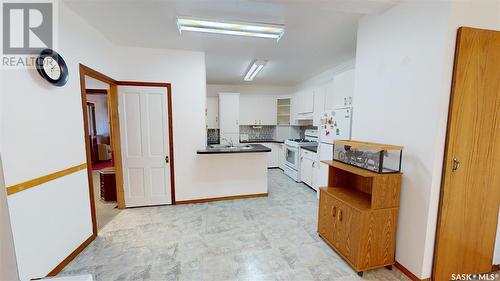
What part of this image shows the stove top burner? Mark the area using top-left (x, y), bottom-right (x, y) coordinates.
top-left (288, 139), bottom-right (313, 143)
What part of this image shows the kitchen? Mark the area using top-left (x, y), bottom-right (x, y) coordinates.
top-left (205, 67), bottom-right (355, 195)
top-left (2, 1), bottom-right (499, 281)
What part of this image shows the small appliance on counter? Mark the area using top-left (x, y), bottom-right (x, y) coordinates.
top-left (283, 129), bottom-right (318, 181)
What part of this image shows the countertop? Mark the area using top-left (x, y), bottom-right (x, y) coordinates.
top-left (240, 139), bottom-right (284, 144)
top-left (197, 144), bottom-right (272, 154)
top-left (301, 145), bottom-right (318, 153)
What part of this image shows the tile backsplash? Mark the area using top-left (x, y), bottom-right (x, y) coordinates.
top-left (207, 129), bottom-right (219, 144)
top-left (240, 126), bottom-right (275, 141)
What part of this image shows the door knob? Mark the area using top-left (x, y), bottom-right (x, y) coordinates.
top-left (452, 158), bottom-right (460, 172)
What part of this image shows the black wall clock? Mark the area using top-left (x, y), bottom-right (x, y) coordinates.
top-left (35, 49), bottom-right (69, 87)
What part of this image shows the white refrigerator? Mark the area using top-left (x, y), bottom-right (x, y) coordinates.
top-left (315, 107), bottom-right (353, 190)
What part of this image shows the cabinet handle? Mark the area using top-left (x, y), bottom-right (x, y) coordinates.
top-left (301, 157), bottom-right (304, 162)
top-left (312, 162), bottom-right (315, 168)
top-left (452, 158), bottom-right (460, 172)
top-left (338, 209), bottom-right (343, 222)
top-left (331, 206), bottom-right (336, 217)
top-left (215, 116), bottom-right (218, 123)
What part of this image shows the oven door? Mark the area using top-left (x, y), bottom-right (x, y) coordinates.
top-left (285, 145), bottom-right (299, 170)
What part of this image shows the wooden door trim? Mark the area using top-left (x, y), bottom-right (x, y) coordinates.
top-left (394, 262), bottom-right (430, 281)
top-left (116, 81), bottom-right (176, 205)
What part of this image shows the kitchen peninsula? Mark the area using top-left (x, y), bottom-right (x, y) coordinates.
top-left (187, 144), bottom-right (271, 203)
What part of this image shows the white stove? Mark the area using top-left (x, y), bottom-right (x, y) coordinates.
top-left (284, 130), bottom-right (318, 181)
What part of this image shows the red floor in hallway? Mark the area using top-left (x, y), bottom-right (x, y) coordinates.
top-left (92, 160), bottom-right (113, 171)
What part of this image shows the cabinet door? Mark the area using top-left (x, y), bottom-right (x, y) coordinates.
top-left (298, 89), bottom-right (314, 114)
top-left (262, 143), bottom-right (276, 168)
top-left (332, 68), bottom-right (355, 108)
top-left (318, 190), bottom-right (336, 243)
top-left (206, 96), bottom-right (219, 129)
top-left (336, 201), bottom-right (361, 265)
top-left (260, 96), bottom-right (277, 125)
top-left (313, 85), bottom-right (326, 126)
top-left (300, 157), bottom-right (313, 186)
top-left (290, 94), bottom-right (299, 125)
top-left (239, 95), bottom-right (257, 125)
top-left (219, 93), bottom-right (239, 133)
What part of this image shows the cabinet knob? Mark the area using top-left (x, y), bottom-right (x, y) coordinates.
top-left (338, 210), bottom-right (343, 222)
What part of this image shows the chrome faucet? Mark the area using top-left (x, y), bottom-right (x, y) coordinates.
top-left (221, 137), bottom-right (234, 147)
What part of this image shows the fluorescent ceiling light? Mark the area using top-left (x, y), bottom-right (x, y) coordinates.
top-left (244, 60), bottom-right (266, 81)
top-left (177, 18), bottom-right (285, 41)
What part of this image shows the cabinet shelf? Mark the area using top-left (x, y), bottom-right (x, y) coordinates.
top-left (318, 144), bottom-right (402, 274)
top-left (321, 187), bottom-right (371, 211)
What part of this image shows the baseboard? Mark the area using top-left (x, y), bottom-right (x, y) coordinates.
top-left (176, 193), bottom-right (268, 204)
top-left (46, 233), bottom-right (96, 277)
top-left (394, 262), bottom-right (431, 281)
top-left (492, 264), bottom-right (500, 271)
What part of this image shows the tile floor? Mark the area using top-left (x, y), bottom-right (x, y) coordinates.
top-left (59, 169), bottom-right (410, 281)
top-left (92, 171), bottom-right (121, 230)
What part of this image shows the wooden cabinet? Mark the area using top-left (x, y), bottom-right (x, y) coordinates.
top-left (100, 167), bottom-right (117, 201)
top-left (317, 160), bottom-right (400, 275)
top-left (206, 96), bottom-right (219, 129)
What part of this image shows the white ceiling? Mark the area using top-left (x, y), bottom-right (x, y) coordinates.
top-left (65, 0), bottom-right (396, 86)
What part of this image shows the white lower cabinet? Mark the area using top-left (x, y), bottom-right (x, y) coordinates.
top-left (300, 148), bottom-right (316, 187)
top-left (262, 143), bottom-right (280, 168)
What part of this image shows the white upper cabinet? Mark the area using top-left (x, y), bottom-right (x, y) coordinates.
top-left (313, 85), bottom-right (326, 126)
top-left (240, 95), bottom-right (277, 125)
top-left (297, 89), bottom-right (314, 114)
top-left (219, 93), bottom-right (240, 133)
top-left (206, 96), bottom-right (219, 129)
top-left (325, 68), bottom-right (355, 110)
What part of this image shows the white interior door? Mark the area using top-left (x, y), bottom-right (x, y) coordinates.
top-left (118, 86), bottom-right (172, 207)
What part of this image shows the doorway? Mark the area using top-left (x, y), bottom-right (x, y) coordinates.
top-left (78, 64), bottom-right (176, 236)
top-left (83, 76), bottom-right (120, 231)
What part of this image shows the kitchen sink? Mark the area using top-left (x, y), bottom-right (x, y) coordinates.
top-left (208, 144), bottom-right (253, 150)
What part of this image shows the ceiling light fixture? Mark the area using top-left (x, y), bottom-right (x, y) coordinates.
top-left (244, 60), bottom-right (266, 81)
top-left (176, 18), bottom-right (285, 41)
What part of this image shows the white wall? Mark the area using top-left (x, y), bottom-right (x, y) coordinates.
top-left (353, 1), bottom-right (500, 279)
top-left (207, 84), bottom-right (293, 97)
top-left (0, 156), bottom-right (19, 281)
top-left (1, 3), bottom-right (206, 279)
top-left (86, 94), bottom-right (109, 136)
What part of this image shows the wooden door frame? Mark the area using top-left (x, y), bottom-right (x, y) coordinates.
top-left (79, 64), bottom-right (176, 237)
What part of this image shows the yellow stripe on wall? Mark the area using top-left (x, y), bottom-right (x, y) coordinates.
top-left (6, 163), bottom-right (87, 196)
